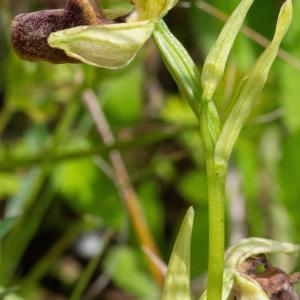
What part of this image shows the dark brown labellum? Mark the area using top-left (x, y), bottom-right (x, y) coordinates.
top-left (238, 254), bottom-right (300, 300)
top-left (11, 0), bottom-right (107, 64)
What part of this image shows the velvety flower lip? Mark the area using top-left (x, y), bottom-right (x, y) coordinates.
top-left (11, 0), bottom-right (179, 68)
top-left (11, 0), bottom-right (110, 64)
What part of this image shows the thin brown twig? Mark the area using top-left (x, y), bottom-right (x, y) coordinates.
top-left (179, 0), bottom-right (300, 72)
top-left (82, 90), bottom-right (164, 287)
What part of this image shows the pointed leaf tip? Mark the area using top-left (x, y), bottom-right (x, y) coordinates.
top-left (201, 0), bottom-right (254, 100)
top-left (215, 0), bottom-right (293, 164)
top-left (161, 207), bottom-right (194, 300)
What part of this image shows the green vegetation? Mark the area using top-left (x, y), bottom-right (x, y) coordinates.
top-left (1, 0), bottom-right (300, 299)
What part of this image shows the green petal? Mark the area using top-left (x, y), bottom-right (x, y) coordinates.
top-left (132, 0), bottom-right (179, 20)
top-left (161, 208), bottom-right (194, 300)
top-left (225, 237), bottom-right (299, 270)
top-left (48, 21), bottom-right (155, 69)
top-left (234, 273), bottom-right (269, 300)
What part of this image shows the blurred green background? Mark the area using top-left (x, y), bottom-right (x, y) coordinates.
top-left (1, 0), bottom-right (300, 299)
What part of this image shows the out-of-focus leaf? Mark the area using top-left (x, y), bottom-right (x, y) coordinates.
top-left (279, 131), bottom-right (300, 244)
top-left (235, 137), bottom-right (263, 237)
top-left (52, 158), bottom-right (124, 230)
top-left (190, 208), bottom-right (208, 276)
top-left (0, 217), bottom-right (18, 240)
top-left (160, 95), bottom-right (197, 126)
top-left (99, 66), bottom-right (143, 124)
top-left (0, 173), bottom-right (21, 197)
top-left (161, 207), bottom-right (194, 300)
top-left (0, 287), bottom-right (23, 300)
top-left (278, 0), bottom-right (300, 131)
top-left (5, 168), bottom-right (45, 217)
top-left (177, 170), bottom-right (207, 205)
top-left (103, 246), bottom-right (158, 298)
top-left (138, 181), bottom-right (164, 239)
top-left (49, 21), bottom-right (154, 69)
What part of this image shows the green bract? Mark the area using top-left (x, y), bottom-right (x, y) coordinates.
top-left (201, 0), bottom-right (254, 101)
top-left (215, 0), bottom-right (293, 165)
top-left (161, 208), bottom-right (194, 300)
top-left (48, 0), bottom-right (180, 68)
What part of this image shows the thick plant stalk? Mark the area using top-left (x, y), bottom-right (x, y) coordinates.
top-left (205, 158), bottom-right (226, 300)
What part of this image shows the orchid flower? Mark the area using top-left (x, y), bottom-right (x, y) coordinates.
top-left (200, 238), bottom-right (300, 300)
top-left (11, 0), bottom-right (179, 68)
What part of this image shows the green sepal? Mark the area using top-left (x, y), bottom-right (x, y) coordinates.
top-left (48, 21), bottom-right (155, 69)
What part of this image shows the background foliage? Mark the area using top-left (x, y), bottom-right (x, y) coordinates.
top-left (0, 0), bottom-right (300, 299)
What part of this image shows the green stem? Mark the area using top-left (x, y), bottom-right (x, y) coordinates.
top-left (206, 157), bottom-right (226, 300)
top-left (154, 20), bottom-right (226, 299)
top-left (200, 101), bottom-right (226, 300)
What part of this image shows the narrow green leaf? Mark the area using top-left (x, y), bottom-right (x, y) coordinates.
top-left (0, 217), bottom-right (18, 240)
top-left (153, 20), bottom-right (220, 142)
top-left (161, 208), bottom-right (194, 300)
top-left (215, 0), bottom-right (293, 165)
top-left (49, 21), bottom-right (155, 69)
top-left (70, 231), bottom-right (112, 300)
top-left (201, 0), bottom-right (254, 100)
